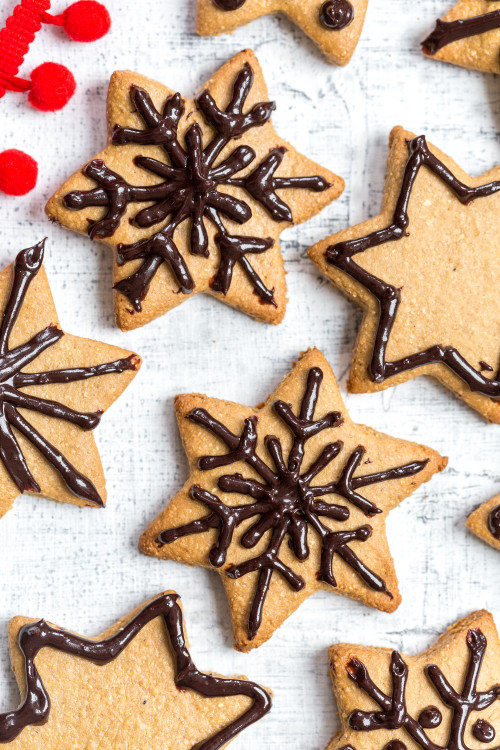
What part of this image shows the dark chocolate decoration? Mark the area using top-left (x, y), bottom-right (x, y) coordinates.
top-left (320, 0), bottom-right (354, 30)
top-left (0, 593), bottom-right (271, 748)
top-left (386, 742), bottom-right (407, 750)
top-left (422, 7), bottom-right (500, 56)
top-left (488, 505), bottom-right (500, 540)
top-left (326, 135), bottom-right (500, 399)
top-left (0, 240), bottom-right (138, 505)
top-left (212, 0), bottom-right (246, 8)
top-left (156, 366), bottom-right (429, 640)
top-left (346, 628), bottom-right (500, 750)
top-left (64, 64), bottom-right (330, 313)
top-left (418, 706), bottom-right (442, 729)
top-left (473, 719), bottom-right (496, 743)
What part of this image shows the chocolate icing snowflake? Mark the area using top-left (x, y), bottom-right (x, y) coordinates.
top-left (157, 366), bottom-right (429, 641)
top-left (0, 240), bottom-right (138, 505)
top-left (63, 63), bottom-right (330, 312)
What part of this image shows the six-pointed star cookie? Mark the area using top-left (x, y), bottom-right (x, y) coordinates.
top-left (467, 494), bottom-right (500, 551)
top-left (326, 609), bottom-right (500, 750)
top-left (196, 0), bottom-right (369, 66)
top-left (308, 127), bottom-right (500, 423)
top-left (422, 0), bottom-right (500, 75)
top-left (139, 348), bottom-right (446, 652)
top-left (46, 50), bottom-right (343, 332)
top-left (0, 240), bottom-right (141, 520)
top-left (1, 592), bottom-right (271, 749)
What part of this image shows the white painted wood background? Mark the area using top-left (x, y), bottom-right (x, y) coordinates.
top-left (0, 0), bottom-right (499, 747)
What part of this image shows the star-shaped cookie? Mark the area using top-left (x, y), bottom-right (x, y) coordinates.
top-left (196, 1), bottom-right (369, 66)
top-left (422, 0), bottom-right (500, 75)
top-left (327, 609), bottom-right (500, 750)
top-left (0, 239), bottom-right (141, 520)
top-left (139, 348), bottom-right (446, 652)
top-left (467, 494), bottom-right (500, 551)
top-left (46, 50), bottom-right (343, 332)
top-left (308, 127), bottom-right (500, 423)
top-left (0, 592), bottom-right (272, 748)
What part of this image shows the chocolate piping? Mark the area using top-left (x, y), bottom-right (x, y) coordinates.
top-left (0, 240), bottom-right (139, 504)
top-left (345, 628), bottom-right (500, 750)
top-left (488, 505), bottom-right (500, 540)
top-left (212, 0), bottom-right (247, 8)
top-left (325, 135), bottom-right (500, 399)
top-left (157, 366), bottom-right (429, 640)
top-left (422, 5), bottom-right (500, 55)
top-left (64, 64), bottom-right (330, 313)
top-left (0, 593), bottom-right (271, 747)
top-left (320, 1), bottom-right (354, 30)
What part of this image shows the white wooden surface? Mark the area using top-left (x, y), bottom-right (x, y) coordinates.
top-left (0, 1), bottom-right (499, 747)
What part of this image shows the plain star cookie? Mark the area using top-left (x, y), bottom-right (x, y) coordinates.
top-left (196, 1), bottom-right (369, 66)
top-left (327, 609), bottom-right (500, 750)
top-left (46, 50), bottom-right (343, 331)
top-left (139, 348), bottom-right (446, 652)
top-left (308, 127), bottom-right (500, 423)
top-left (0, 239), bottom-right (141, 520)
top-left (422, 0), bottom-right (500, 75)
top-left (0, 592), bottom-right (271, 749)
top-left (467, 494), bottom-right (500, 551)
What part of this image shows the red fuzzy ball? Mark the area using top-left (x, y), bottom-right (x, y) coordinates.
top-left (63, 1), bottom-right (111, 42)
top-left (28, 62), bottom-right (76, 111)
top-left (0, 149), bottom-right (38, 196)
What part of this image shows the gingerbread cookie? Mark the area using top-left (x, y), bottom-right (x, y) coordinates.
top-left (0, 592), bottom-right (271, 748)
top-left (0, 239), bottom-right (141, 520)
top-left (308, 127), bottom-right (500, 423)
top-left (467, 494), bottom-right (500, 551)
top-left (140, 348), bottom-right (446, 652)
top-left (422, 0), bottom-right (500, 75)
top-left (46, 50), bottom-right (343, 331)
top-left (327, 609), bottom-right (500, 750)
top-left (196, 1), bottom-right (369, 66)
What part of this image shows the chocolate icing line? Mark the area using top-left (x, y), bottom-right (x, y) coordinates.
top-left (0, 593), bottom-right (271, 747)
top-left (422, 6), bottom-right (500, 55)
top-left (488, 505), bottom-right (500, 540)
top-left (212, 0), bottom-right (247, 8)
top-left (157, 366), bottom-right (429, 640)
top-left (325, 135), bottom-right (500, 399)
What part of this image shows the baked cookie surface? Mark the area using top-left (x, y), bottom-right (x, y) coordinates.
top-left (46, 50), bottom-right (343, 331)
top-left (467, 494), bottom-right (500, 551)
top-left (308, 127), bottom-right (500, 423)
top-left (327, 609), bottom-right (500, 750)
top-left (422, 0), bottom-right (500, 75)
top-left (140, 348), bottom-right (446, 652)
top-left (196, 0), bottom-right (369, 66)
top-left (0, 592), bottom-right (271, 748)
top-left (0, 240), bottom-right (140, 520)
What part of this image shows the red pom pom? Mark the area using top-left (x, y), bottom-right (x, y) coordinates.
top-left (0, 149), bottom-right (38, 196)
top-left (63, 1), bottom-right (111, 42)
top-left (28, 62), bottom-right (76, 111)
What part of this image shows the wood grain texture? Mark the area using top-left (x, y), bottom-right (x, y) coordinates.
top-left (0, 1), bottom-right (498, 748)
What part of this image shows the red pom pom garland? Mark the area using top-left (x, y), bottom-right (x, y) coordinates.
top-left (0, 0), bottom-right (110, 109)
top-left (0, 149), bottom-right (38, 195)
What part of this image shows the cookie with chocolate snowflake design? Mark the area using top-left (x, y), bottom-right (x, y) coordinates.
top-left (308, 127), bottom-right (500, 423)
top-left (196, 1), bottom-right (369, 66)
top-left (1, 592), bottom-right (271, 748)
top-left (422, 0), bottom-right (500, 75)
top-left (327, 609), bottom-right (500, 750)
top-left (0, 239), bottom-right (140, 520)
top-left (46, 50), bottom-right (343, 331)
top-left (467, 494), bottom-right (500, 551)
top-left (139, 348), bottom-right (446, 652)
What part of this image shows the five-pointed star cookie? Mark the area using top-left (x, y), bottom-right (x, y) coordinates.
top-left (196, 0), bottom-right (369, 66)
top-left (467, 494), bottom-right (500, 551)
top-left (326, 609), bottom-right (500, 750)
top-left (422, 0), bottom-right (500, 75)
top-left (0, 592), bottom-right (272, 749)
top-left (139, 348), bottom-right (446, 652)
top-left (46, 50), bottom-right (343, 332)
top-left (308, 127), bottom-right (500, 423)
top-left (0, 240), bottom-right (141, 520)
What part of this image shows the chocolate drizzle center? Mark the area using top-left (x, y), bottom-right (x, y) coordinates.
top-left (156, 366), bottom-right (429, 641)
top-left (488, 505), bottom-right (500, 540)
top-left (422, 4), bottom-right (500, 55)
top-left (0, 593), bottom-right (271, 748)
top-left (325, 135), bottom-right (500, 399)
top-left (345, 628), bottom-right (500, 750)
top-left (320, 1), bottom-right (354, 30)
top-left (64, 63), bottom-right (329, 313)
top-left (0, 240), bottom-right (139, 505)
top-left (212, 0), bottom-right (247, 8)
